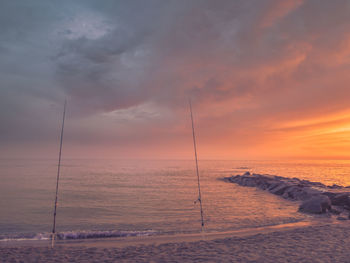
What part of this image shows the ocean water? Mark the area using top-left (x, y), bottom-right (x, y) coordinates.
top-left (1, 159), bottom-right (350, 241)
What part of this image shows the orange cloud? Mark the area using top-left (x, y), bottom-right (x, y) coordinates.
top-left (260, 0), bottom-right (304, 28)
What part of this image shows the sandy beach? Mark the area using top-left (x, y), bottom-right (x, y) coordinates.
top-left (2, 221), bottom-right (350, 262)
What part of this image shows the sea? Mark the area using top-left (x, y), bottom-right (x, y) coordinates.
top-left (1, 159), bottom-right (350, 242)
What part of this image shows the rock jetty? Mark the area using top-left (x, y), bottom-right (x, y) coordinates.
top-left (224, 172), bottom-right (350, 219)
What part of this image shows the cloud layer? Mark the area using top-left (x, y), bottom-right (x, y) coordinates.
top-left (1, 0), bottom-right (350, 159)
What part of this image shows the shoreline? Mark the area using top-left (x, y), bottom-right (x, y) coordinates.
top-left (3, 218), bottom-right (350, 262)
top-left (0, 219), bottom-right (319, 248)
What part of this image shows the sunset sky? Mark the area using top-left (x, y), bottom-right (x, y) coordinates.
top-left (1, 0), bottom-right (350, 160)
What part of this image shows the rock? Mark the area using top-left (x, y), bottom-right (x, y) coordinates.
top-left (329, 184), bottom-right (342, 189)
top-left (330, 206), bottom-right (344, 215)
top-left (269, 183), bottom-right (290, 195)
top-left (299, 195), bottom-right (331, 214)
top-left (303, 187), bottom-right (322, 196)
top-left (293, 187), bottom-right (322, 201)
top-left (267, 182), bottom-right (280, 191)
top-left (330, 193), bottom-right (350, 206)
top-left (301, 179), bottom-right (325, 187)
top-left (225, 173), bottom-right (350, 215)
top-left (322, 192), bottom-right (337, 201)
top-left (257, 179), bottom-right (275, 190)
top-left (337, 216), bottom-right (348, 221)
top-left (282, 186), bottom-right (300, 200)
top-left (241, 177), bottom-right (257, 187)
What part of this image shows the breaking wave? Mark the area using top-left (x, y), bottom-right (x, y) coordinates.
top-left (0, 230), bottom-right (158, 242)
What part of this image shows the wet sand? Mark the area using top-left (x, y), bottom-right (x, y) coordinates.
top-left (1, 221), bottom-right (350, 262)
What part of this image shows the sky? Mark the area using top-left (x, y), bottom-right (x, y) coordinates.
top-left (1, 0), bottom-right (350, 160)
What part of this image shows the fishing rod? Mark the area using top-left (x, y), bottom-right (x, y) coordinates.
top-left (189, 99), bottom-right (204, 228)
top-left (51, 99), bottom-right (67, 248)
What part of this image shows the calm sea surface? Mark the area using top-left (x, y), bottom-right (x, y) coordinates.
top-left (1, 159), bottom-right (350, 240)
